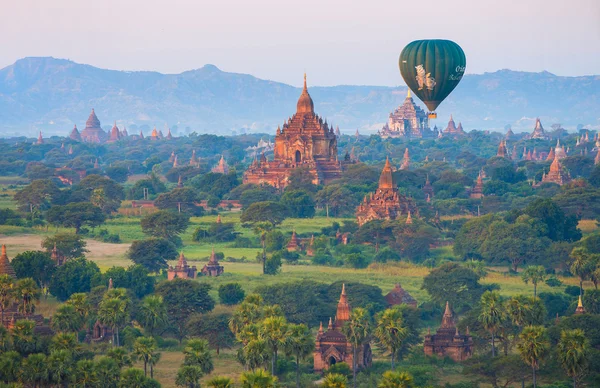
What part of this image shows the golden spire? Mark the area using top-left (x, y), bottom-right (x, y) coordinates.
top-left (303, 73), bottom-right (307, 91)
top-left (578, 295), bottom-right (583, 308)
top-left (407, 88), bottom-right (411, 98)
top-left (341, 283), bottom-right (346, 296)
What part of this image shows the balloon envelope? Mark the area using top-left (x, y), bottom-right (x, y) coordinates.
top-left (399, 39), bottom-right (466, 114)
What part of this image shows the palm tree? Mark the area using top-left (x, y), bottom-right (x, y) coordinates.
top-left (557, 329), bottom-right (590, 388)
top-left (569, 248), bottom-right (595, 295)
top-left (73, 359), bottom-right (98, 388)
top-left (47, 349), bottom-right (73, 388)
top-left (133, 336), bottom-right (158, 377)
top-left (15, 278), bottom-right (40, 315)
top-left (52, 304), bottom-right (83, 333)
top-left (95, 356), bottom-right (121, 388)
top-left (138, 295), bottom-right (168, 336)
top-left (0, 274), bottom-right (15, 327)
top-left (98, 297), bottom-right (129, 346)
top-left (148, 349), bottom-right (161, 379)
top-left (0, 351), bottom-right (22, 383)
top-left (50, 332), bottom-right (82, 358)
top-left (283, 323), bottom-right (314, 388)
top-left (119, 367), bottom-right (148, 388)
top-left (478, 291), bottom-right (505, 357)
top-left (107, 347), bottom-right (133, 368)
top-left (21, 353), bottom-right (48, 388)
top-left (341, 307), bottom-right (371, 388)
top-left (206, 376), bottom-right (235, 388)
top-left (517, 325), bottom-right (550, 388)
top-left (521, 266), bottom-right (547, 297)
top-left (464, 259), bottom-right (488, 277)
top-left (239, 368), bottom-right (278, 388)
top-left (378, 371), bottom-right (415, 388)
top-left (65, 293), bottom-right (89, 321)
top-left (175, 365), bottom-right (203, 388)
top-left (183, 338), bottom-right (214, 375)
top-left (374, 307), bottom-right (408, 369)
top-left (261, 315), bottom-right (288, 376)
top-left (322, 373), bottom-right (348, 388)
top-left (506, 296), bottom-right (532, 327)
top-left (244, 338), bottom-right (268, 371)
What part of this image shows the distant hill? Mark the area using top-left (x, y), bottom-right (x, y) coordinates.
top-left (0, 57), bottom-right (598, 136)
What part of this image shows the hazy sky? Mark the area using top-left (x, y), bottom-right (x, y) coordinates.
top-left (2, 0), bottom-right (599, 86)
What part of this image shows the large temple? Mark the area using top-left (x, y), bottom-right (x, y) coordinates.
top-left (539, 153), bottom-right (570, 186)
top-left (243, 75), bottom-right (346, 188)
top-left (355, 157), bottom-right (418, 226)
top-left (424, 302), bottom-right (473, 362)
top-left (378, 90), bottom-right (433, 138)
top-left (313, 285), bottom-right (372, 372)
top-left (442, 115), bottom-right (466, 136)
top-left (80, 109), bottom-right (108, 143)
top-left (529, 118), bottom-right (550, 140)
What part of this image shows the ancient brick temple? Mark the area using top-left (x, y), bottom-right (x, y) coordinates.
top-left (243, 75), bottom-right (346, 188)
top-left (314, 284), bottom-right (372, 372)
top-left (497, 139), bottom-right (509, 158)
top-left (201, 248), bottom-right (224, 277)
top-left (424, 302), bottom-right (473, 361)
top-left (355, 157), bottom-right (418, 226)
top-left (442, 115), bottom-right (466, 136)
top-left (384, 284), bottom-right (417, 308)
top-left (530, 118), bottom-right (550, 140)
top-left (469, 171), bottom-right (484, 199)
top-left (167, 252), bottom-right (197, 280)
top-left (378, 90), bottom-right (433, 138)
top-left (539, 153), bottom-right (571, 186)
top-left (80, 109), bottom-right (108, 143)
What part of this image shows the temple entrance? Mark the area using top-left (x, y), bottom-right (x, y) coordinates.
top-left (328, 357), bottom-right (337, 366)
top-left (295, 150), bottom-right (302, 163)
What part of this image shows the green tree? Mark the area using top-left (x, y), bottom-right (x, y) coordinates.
top-left (155, 279), bottom-right (215, 343)
top-left (322, 373), bottom-right (348, 388)
top-left (0, 274), bottom-right (16, 326)
top-left (374, 307), bottom-right (408, 369)
top-left (283, 323), bottom-right (314, 388)
top-left (47, 349), bottom-right (73, 388)
top-left (21, 353), bottom-right (49, 388)
top-left (107, 347), bottom-right (133, 369)
top-left (240, 201), bottom-right (288, 227)
top-left (13, 179), bottom-right (60, 213)
top-left (557, 329), bottom-right (590, 388)
top-left (141, 210), bottom-right (190, 242)
top-left (517, 325), bottom-right (550, 388)
top-left (341, 307), bottom-right (371, 388)
top-left (137, 295), bottom-right (168, 336)
top-left (218, 283), bottom-right (245, 305)
top-left (422, 262), bottom-right (484, 311)
top-left (261, 316), bottom-right (288, 376)
top-left (570, 247), bottom-right (598, 294)
top-left (119, 367), bottom-right (159, 388)
top-left (42, 233), bottom-right (88, 261)
top-left (154, 187), bottom-right (203, 216)
top-left (73, 359), bottom-right (98, 388)
top-left (0, 350), bottom-right (22, 383)
top-left (73, 174), bottom-right (125, 214)
top-left (521, 265), bottom-right (547, 297)
top-left (95, 356), bottom-right (121, 388)
top-left (175, 365), bottom-right (203, 388)
top-left (478, 291), bottom-right (505, 357)
top-left (11, 251), bottom-right (56, 293)
top-left (205, 376), bottom-right (234, 388)
top-left (378, 371), bottom-right (414, 388)
top-left (127, 238), bottom-right (178, 273)
top-left (46, 202), bottom-right (106, 234)
top-left (280, 190), bottom-right (315, 218)
top-left (523, 198), bottom-right (581, 242)
top-left (264, 254), bottom-right (282, 275)
top-left (14, 278), bottom-right (40, 315)
top-left (183, 339), bottom-right (214, 374)
top-left (239, 368), bottom-right (278, 388)
top-left (49, 257), bottom-right (100, 301)
top-left (52, 304), bottom-right (84, 333)
top-left (98, 295), bottom-right (130, 346)
top-left (186, 311), bottom-right (235, 355)
top-left (133, 337), bottom-right (158, 377)
top-left (106, 166), bottom-right (129, 183)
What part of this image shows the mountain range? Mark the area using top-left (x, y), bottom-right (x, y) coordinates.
top-left (0, 57), bottom-right (598, 137)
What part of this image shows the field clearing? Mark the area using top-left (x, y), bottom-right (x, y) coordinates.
top-left (578, 219), bottom-right (598, 234)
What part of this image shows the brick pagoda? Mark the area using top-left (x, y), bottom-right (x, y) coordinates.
top-left (424, 302), bottom-right (473, 361)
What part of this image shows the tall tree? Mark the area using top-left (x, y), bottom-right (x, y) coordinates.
top-left (378, 371), bottom-right (415, 388)
top-left (137, 295), bottom-right (168, 336)
top-left (422, 262), bottom-right (484, 311)
top-left (521, 265), bottom-right (547, 297)
top-left (42, 233), bottom-right (88, 261)
top-left (15, 278), bottom-right (41, 315)
top-left (11, 251), bottom-right (56, 293)
top-left (175, 365), bottom-right (203, 388)
top-left (46, 202), bottom-right (106, 234)
top-left (47, 349), bottom-right (73, 388)
top-left (283, 323), bottom-right (314, 388)
top-left (127, 238), bottom-right (178, 273)
top-left (186, 311), bottom-right (235, 355)
top-left (239, 368), bottom-right (278, 388)
top-left (374, 307), bottom-right (409, 369)
top-left (479, 291), bottom-right (506, 357)
top-left (48, 257), bottom-right (100, 301)
top-left (98, 296), bottom-right (130, 347)
top-left (21, 353), bottom-right (49, 388)
top-left (517, 325), bottom-right (550, 388)
top-left (341, 307), bottom-right (371, 388)
top-left (133, 337), bottom-right (158, 377)
top-left (240, 201), bottom-right (288, 227)
top-left (51, 304), bottom-right (84, 333)
top-left (141, 210), bottom-right (190, 242)
top-left (557, 329), bottom-right (590, 388)
top-left (260, 316), bottom-right (288, 376)
top-left (13, 179), bottom-right (60, 213)
top-left (570, 247), bottom-right (598, 294)
top-left (0, 275), bottom-right (15, 326)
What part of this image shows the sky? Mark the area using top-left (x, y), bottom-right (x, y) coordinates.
top-left (2, 0), bottom-right (600, 87)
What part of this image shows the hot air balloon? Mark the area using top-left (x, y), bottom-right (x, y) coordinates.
top-left (399, 39), bottom-right (466, 119)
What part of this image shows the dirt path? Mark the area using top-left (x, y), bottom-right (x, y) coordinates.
top-left (0, 234), bottom-right (132, 270)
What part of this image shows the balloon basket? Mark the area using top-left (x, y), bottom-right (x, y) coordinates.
top-left (428, 112), bottom-right (437, 119)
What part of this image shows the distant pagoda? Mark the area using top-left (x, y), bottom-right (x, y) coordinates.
top-left (201, 248), bottom-right (224, 277)
top-left (108, 121), bottom-right (121, 142)
top-left (81, 109), bottom-right (107, 143)
top-left (69, 125), bottom-right (82, 141)
top-left (530, 118), bottom-right (550, 140)
top-left (469, 171), bottom-right (484, 199)
top-left (355, 157), bottom-right (418, 226)
top-left (211, 155), bottom-right (230, 174)
top-left (496, 139), bottom-right (509, 158)
top-left (539, 154), bottom-right (570, 186)
top-left (442, 115), bottom-right (466, 136)
top-left (167, 252), bottom-right (197, 280)
top-left (400, 148), bottom-right (410, 170)
top-left (424, 302), bottom-right (473, 361)
top-left (379, 90), bottom-right (431, 138)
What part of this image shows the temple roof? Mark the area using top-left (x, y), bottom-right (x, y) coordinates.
top-left (85, 109), bottom-right (101, 129)
top-left (296, 74), bottom-right (314, 114)
top-left (0, 245), bottom-right (16, 279)
top-left (335, 284), bottom-right (350, 327)
top-left (378, 157), bottom-right (394, 189)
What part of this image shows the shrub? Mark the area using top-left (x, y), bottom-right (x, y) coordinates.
top-left (218, 283), bottom-right (245, 305)
top-left (564, 285), bottom-right (581, 297)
